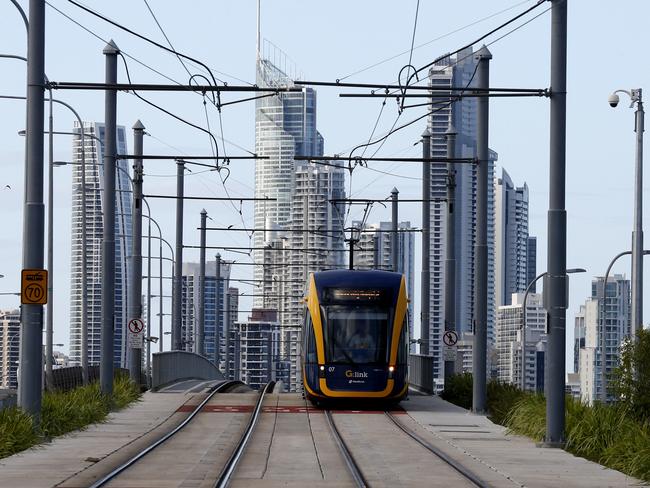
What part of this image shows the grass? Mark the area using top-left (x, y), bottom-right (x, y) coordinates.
top-left (0, 375), bottom-right (140, 459)
top-left (442, 373), bottom-right (650, 483)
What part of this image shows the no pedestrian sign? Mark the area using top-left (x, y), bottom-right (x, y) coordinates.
top-left (128, 318), bottom-right (144, 349)
top-left (21, 269), bottom-right (48, 305)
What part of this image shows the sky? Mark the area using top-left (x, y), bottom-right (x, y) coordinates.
top-left (0, 0), bottom-right (649, 373)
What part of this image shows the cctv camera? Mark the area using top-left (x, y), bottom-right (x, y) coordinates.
top-left (608, 93), bottom-right (620, 108)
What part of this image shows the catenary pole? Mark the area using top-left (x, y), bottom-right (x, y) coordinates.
top-left (391, 188), bottom-right (399, 272)
top-left (128, 120), bottom-right (144, 385)
top-left (420, 129), bottom-right (431, 356)
top-left (173, 161), bottom-right (185, 350)
top-left (100, 40), bottom-right (119, 396)
top-left (472, 45), bottom-right (491, 414)
top-left (545, 0), bottom-right (568, 447)
top-left (215, 254), bottom-right (221, 366)
top-left (444, 125), bottom-right (457, 384)
top-left (19, 0), bottom-right (46, 418)
top-left (197, 210), bottom-right (207, 356)
top-left (45, 90), bottom-right (54, 391)
top-left (146, 193), bottom-right (152, 385)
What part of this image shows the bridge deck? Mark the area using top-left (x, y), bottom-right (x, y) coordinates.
top-left (0, 385), bottom-right (645, 487)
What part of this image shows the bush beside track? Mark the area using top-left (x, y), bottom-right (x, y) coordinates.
top-left (0, 374), bottom-right (141, 459)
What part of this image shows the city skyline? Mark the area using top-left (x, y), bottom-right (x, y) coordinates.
top-left (0, 1), bottom-right (648, 374)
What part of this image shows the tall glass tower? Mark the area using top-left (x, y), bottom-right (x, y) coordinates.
top-left (69, 122), bottom-right (132, 368)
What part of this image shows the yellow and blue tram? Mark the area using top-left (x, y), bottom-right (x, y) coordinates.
top-left (302, 270), bottom-right (409, 403)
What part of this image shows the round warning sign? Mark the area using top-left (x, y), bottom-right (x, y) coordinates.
top-left (128, 318), bottom-right (144, 334)
top-left (443, 330), bottom-right (459, 347)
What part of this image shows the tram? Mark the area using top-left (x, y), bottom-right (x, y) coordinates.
top-left (302, 270), bottom-right (409, 404)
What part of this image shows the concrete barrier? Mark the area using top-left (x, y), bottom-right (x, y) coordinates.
top-left (152, 351), bottom-right (224, 390)
top-left (409, 354), bottom-right (435, 394)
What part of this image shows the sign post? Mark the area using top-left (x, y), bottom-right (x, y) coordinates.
top-left (21, 269), bottom-right (48, 305)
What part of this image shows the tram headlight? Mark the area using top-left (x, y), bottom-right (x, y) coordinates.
top-left (388, 365), bottom-right (395, 378)
top-left (318, 365), bottom-right (326, 378)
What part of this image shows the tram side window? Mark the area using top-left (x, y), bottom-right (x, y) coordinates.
top-left (397, 313), bottom-right (408, 365)
top-left (304, 312), bottom-right (317, 363)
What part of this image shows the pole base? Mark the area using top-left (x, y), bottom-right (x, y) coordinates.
top-left (536, 441), bottom-right (566, 449)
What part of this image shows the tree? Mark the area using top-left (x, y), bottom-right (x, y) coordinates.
top-left (609, 329), bottom-right (650, 419)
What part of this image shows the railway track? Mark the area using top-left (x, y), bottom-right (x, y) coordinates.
top-left (88, 380), bottom-right (274, 488)
top-left (322, 408), bottom-right (490, 488)
top-left (384, 410), bottom-right (490, 488)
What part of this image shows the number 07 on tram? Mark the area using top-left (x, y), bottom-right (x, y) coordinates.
top-left (302, 270), bottom-right (409, 404)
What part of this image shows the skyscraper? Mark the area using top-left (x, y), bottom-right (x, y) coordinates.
top-left (426, 47), bottom-right (496, 386)
top-left (0, 310), bottom-right (20, 389)
top-left (495, 292), bottom-right (546, 391)
top-left (578, 274), bottom-right (630, 404)
top-left (253, 42), bottom-right (345, 391)
top-left (495, 169), bottom-right (531, 307)
top-left (69, 122), bottom-right (132, 368)
top-left (180, 260), bottom-right (232, 367)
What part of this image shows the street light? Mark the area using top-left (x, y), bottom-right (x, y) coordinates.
top-left (521, 267), bottom-right (586, 391)
top-left (608, 88), bottom-right (644, 343)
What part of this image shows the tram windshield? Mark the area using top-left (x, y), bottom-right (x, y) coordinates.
top-left (323, 306), bottom-right (389, 364)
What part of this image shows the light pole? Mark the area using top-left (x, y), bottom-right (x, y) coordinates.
top-left (608, 88), bottom-right (644, 343)
top-left (521, 267), bottom-right (585, 392)
top-left (598, 249), bottom-right (650, 403)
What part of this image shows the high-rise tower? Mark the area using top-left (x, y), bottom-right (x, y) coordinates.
top-left (426, 47), bottom-right (496, 387)
top-left (495, 169), bottom-right (531, 307)
top-left (69, 122), bottom-right (132, 368)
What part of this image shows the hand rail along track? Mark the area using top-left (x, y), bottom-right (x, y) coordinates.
top-left (89, 380), bottom-right (243, 488)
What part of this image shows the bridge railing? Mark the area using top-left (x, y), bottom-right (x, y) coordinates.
top-left (152, 351), bottom-right (224, 391)
top-left (409, 354), bottom-right (434, 394)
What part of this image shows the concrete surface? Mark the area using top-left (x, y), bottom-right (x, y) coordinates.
top-left (1, 385), bottom-right (646, 488)
top-left (401, 393), bottom-right (648, 488)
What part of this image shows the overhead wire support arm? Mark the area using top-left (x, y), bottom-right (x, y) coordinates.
top-left (294, 156), bottom-right (477, 163)
top-left (295, 80), bottom-right (548, 93)
top-left (144, 194), bottom-right (276, 202)
top-left (339, 90), bottom-right (549, 99)
top-left (118, 154), bottom-right (266, 160)
top-left (46, 81), bottom-right (301, 93)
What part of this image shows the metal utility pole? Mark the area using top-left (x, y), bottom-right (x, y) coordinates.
top-left (348, 229), bottom-right (357, 270)
top-left (631, 91), bottom-right (644, 341)
top-left (19, 0), bottom-right (46, 418)
top-left (128, 120), bottom-right (144, 386)
top-left (100, 40), bottom-right (119, 396)
top-left (391, 188), bottom-right (399, 273)
top-left (420, 129), bottom-right (431, 356)
top-left (444, 125), bottom-right (457, 383)
top-left (173, 161), bottom-right (185, 350)
top-left (215, 254), bottom-right (221, 367)
top-left (225, 290), bottom-right (231, 378)
top-left (545, 0), bottom-right (568, 447)
top-left (158, 233), bottom-right (164, 353)
top-left (472, 45), bottom-right (491, 414)
top-left (197, 210), bottom-right (207, 356)
top-left (45, 92), bottom-right (54, 392)
top-left (146, 199), bottom-right (152, 385)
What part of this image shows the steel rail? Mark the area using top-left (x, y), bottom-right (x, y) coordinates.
top-left (324, 410), bottom-right (368, 488)
top-left (89, 380), bottom-right (243, 488)
top-left (384, 411), bottom-right (489, 488)
top-left (214, 381), bottom-right (276, 488)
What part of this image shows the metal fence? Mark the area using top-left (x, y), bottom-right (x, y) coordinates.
top-left (52, 366), bottom-right (130, 392)
top-left (409, 354), bottom-right (434, 394)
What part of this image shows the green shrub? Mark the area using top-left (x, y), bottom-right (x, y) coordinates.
top-left (609, 329), bottom-right (650, 421)
top-left (0, 407), bottom-right (37, 458)
top-left (0, 378), bottom-right (141, 459)
top-left (487, 380), bottom-right (526, 425)
top-left (440, 373), bottom-right (473, 409)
